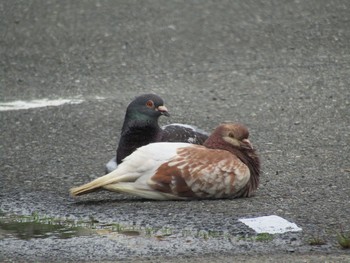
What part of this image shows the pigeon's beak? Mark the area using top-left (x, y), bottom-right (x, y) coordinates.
top-left (242, 139), bottom-right (253, 149)
top-left (157, 105), bottom-right (170, 117)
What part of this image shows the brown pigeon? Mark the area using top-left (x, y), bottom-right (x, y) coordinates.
top-left (105, 93), bottom-right (209, 173)
top-left (71, 123), bottom-right (260, 200)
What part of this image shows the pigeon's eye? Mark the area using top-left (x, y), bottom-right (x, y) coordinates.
top-left (228, 132), bottom-right (235, 138)
top-left (146, 100), bottom-right (154, 108)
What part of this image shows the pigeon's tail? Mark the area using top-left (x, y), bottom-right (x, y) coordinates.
top-left (70, 167), bottom-right (134, 197)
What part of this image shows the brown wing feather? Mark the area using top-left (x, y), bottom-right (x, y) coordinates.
top-left (149, 146), bottom-right (250, 199)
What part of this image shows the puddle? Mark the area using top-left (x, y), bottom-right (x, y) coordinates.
top-left (1, 212), bottom-right (286, 243)
top-left (0, 213), bottom-right (94, 240)
top-left (0, 212), bottom-right (173, 241)
top-left (0, 221), bottom-right (93, 240)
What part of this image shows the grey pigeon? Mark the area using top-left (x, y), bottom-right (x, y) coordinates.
top-left (105, 93), bottom-right (209, 173)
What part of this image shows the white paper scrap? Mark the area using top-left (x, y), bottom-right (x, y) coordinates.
top-left (239, 215), bottom-right (302, 234)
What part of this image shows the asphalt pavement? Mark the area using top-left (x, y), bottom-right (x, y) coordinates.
top-left (1, 0), bottom-right (350, 262)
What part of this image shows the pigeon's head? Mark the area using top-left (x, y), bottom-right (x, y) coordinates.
top-left (220, 123), bottom-right (252, 149)
top-left (205, 122), bottom-right (260, 197)
top-left (126, 93), bottom-right (170, 122)
top-left (204, 123), bottom-right (253, 150)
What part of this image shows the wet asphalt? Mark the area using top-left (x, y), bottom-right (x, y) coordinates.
top-left (1, 0), bottom-right (350, 262)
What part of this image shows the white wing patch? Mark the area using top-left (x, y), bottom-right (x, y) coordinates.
top-left (187, 137), bottom-right (195, 143)
top-left (124, 142), bottom-right (190, 163)
top-left (121, 142), bottom-right (192, 185)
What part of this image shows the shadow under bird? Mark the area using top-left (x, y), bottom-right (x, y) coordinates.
top-left (105, 93), bottom-right (209, 173)
top-left (70, 123), bottom-right (260, 200)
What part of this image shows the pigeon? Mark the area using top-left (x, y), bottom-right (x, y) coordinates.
top-left (70, 123), bottom-right (260, 200)
top-left (105, 93), bottom-right (209, 173)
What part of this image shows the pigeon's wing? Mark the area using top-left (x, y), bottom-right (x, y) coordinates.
top-left (71, 142), bottom-right (191, 197)
top-left (104, 146), bottom-right (250, 200)
top-left (161, 124), bottom-right (209, 144)
top-left (147, 146), bottom-right (251, 199)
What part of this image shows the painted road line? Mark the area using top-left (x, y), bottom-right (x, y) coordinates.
top-left (0, 98), bottom-right (84, 111)
top-left (239, 215), bottom-right (302, 234)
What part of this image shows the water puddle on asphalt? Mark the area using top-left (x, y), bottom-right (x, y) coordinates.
top-left (0, 212), bottom-right (174, 241)
top-left (0, 212), bottom-right (231, 241)
top-left (0, 220), bottom-right (93, 240)
top-left (1, 211), bottom-right (291, 244)
top-left (0, 213), bottom-right (95, 240)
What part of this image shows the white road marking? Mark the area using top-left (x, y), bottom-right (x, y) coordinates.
top-left (0, 98), bottom-right (84, 111)
top-left (239, 215), bottom-right (302, 234)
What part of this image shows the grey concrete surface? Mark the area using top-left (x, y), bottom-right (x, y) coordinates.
top-left (1, 0), bottom-right (350, 262)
